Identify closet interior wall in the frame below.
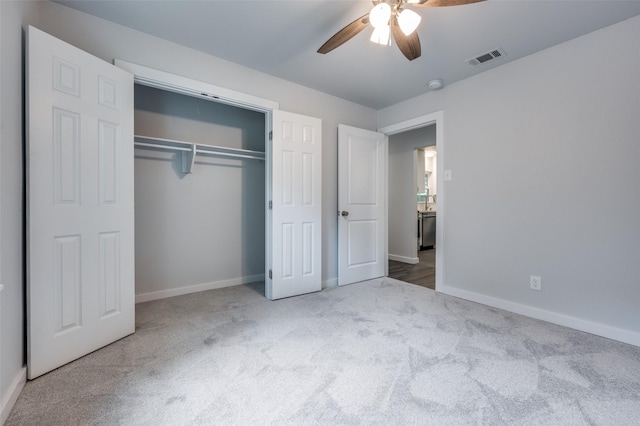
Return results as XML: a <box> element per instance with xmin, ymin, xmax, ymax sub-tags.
<box><xmin>133</xmin><ymin>84</ymin><xmax>266</xmax><ymax>300</ymax></box>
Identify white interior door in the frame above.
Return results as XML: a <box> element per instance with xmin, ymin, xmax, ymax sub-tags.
<box><xmin>27</xmin><ymin>26</ymin><xmax>134</xmax><ymax>379</ymax></box>
<box><xmin>338</xmin><ymin>124</ymin><xmax>387</xmax><ymax>286</ymax></box>
<box><xmin>268</xmin><ymin>110</ymin><xmax>322</xmax><ymax>300</ymax></box>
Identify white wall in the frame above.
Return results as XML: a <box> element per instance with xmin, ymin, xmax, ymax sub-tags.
<box><xmin>425</xmin><ymin>154</ymin><xmax>437</xmax><ymax>198</ymax></box>
<box><xmin>379</xmin><ymin>15</ymin><xmax>640</xmax><ymax>345</ymax></box>
<box><xmin>0</xmin><ymin>0</ymin><xmax>377</xmax><ymax>417</ymax></box>
<box><xmin>388</xmin><ymin>125</ymin><xmax>436</xmax><ymax>263</ymax></box>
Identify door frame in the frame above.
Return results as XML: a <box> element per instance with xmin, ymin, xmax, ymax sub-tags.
<box><xmin>113</xmin><ymin>60</ymin><xmax>279</xmax><ymax>297</ymax></box>
<box><xmin>378</xmin><ymin>111</ymin><xmax>444</xmax><ymax>291</ymax></box>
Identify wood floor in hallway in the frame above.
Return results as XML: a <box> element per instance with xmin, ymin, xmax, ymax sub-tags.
<box><xmin>388</xmin><ymin>248</ymin><xmax>435</xmax><ymax>290</ymax></box>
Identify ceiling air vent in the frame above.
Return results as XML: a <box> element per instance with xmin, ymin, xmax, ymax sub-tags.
<box><xmin>465</xmin><ymin>47</ymin><xmax>507</xmax><ymax>66</ymax></box>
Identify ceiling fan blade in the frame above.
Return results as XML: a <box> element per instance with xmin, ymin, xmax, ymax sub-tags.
<box><xmin>391</xmin><ymin>18</ymin><xmax>421</xmax><ymax>61</ymax></box>
<box><xmin>414</xmin><ymin>0</ymin><xmax>485</xmax><ymax>7</ymax></box>
<box><xmin>317</xmin><ymin>13</ymin><xmax>370</xmax><ymax>54</ymax></box>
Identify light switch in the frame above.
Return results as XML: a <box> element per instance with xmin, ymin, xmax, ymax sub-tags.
<box><xmin>444</xmin><ymin>169</ymin><xmax>452</xmax><ymax>181</ymax></box>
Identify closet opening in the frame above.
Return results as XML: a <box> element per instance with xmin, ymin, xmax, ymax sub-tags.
<box><xmin>132</xmin><ymin>83</ymin><xmax>268</xmax><ymax>302</ymax></box>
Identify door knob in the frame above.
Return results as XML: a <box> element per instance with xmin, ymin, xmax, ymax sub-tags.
<box><xmin>341</xmin><ymin>211</ymin><xmax>349</xmax><ymax>217</ymax></box>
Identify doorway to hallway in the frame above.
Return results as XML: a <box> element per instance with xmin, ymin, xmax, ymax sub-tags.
<box><xmin>379</xmin><ymin>111</ymin><xmax>443</xmax><ymax>291</ymax></box>
<box><xmin>388</xmin><ymin>249</ymin><xmax>435</xmax><ymax>289</ymax></box>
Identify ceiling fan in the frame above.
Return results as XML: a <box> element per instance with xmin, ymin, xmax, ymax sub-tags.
<box><xmin>317</xmin><ymin>0</ymin><xmax>485</xmax><ymax>61</ymax></box>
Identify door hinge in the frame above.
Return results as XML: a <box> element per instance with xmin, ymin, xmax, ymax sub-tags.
<box><xmin>268</xmin><ymin>269</ymin><xmax>272</xmax><ymax>279</ymax></box>
<box><xmin>269</xmin><ymin>131</ymin><xmax>273</xmax><ymax>141</ymax></box>
<box><xmin>268</xmin><ymin>200</ymin><xmax>272</xmax><ymax>210</ymax></box>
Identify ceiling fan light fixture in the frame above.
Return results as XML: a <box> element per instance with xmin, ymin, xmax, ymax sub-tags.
<box><xmin>398</xmin><ymin>9</ymin><xmax>422</xmax><ymax>36</ymax></box>
<box><xmin>370</xmin><ymin>25</ymin><xmax>391</xmax><ymax>46</ymax></box>
<box><xmin>369</xmin><ymin>3</ymin><xmax>392</xmax><ymax>28</ymax></box>
<box><xmin>317</xmin><ymin>0</ymin><xmax>486</xmax><ymax>60</ymax></box>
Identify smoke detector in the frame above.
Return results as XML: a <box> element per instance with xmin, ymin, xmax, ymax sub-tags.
<box><xmin>428</xmin><ymin>79</ymin><xmax>443</xmax><ymax>90</ymax></box>
<box><xmin>466</xmin><ymin>47</ymin><xmax>507</xmax><ymax>66</ymax></box>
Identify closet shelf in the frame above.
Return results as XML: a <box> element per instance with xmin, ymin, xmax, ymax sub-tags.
<box><xmin>134</xmin><ymin>135</ymin><xmax>265</xmax><ymax>174</ymax></box>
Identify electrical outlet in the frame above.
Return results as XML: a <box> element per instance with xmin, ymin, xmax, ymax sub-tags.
<box><xmin>530</xmin><ymin>275</ymin><xmax>542</xmax><ymax>291</ymax></box>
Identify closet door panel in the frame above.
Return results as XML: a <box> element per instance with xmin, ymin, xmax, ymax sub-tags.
<box><xmin>269</xmin><ymin>111</ymin><xmax>322</xmax><ymax>300</ymax></box>
<box><xmin>27</xmin><ymin>26</ymin><xmax>135</xmax><ymax>379</ymax></box>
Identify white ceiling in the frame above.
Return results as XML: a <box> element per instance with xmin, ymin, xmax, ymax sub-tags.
<box><xmin>54</xmin><ymin>0</ymin><xmax>640</xmax><ymax>110</ymax></box>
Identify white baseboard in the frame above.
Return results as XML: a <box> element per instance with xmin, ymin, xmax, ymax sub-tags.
<box><xmin>1</xmin><ymin>367</ymin><xmax>26</xmax><ymax>424</ymax></box>
<box><xmin>388</xmin><ymin>254</ymin><xmax>419</xmax><ymax>264</ymax></box>
<box><xmin>438</xmin><ymin>284</ymin><xmax>640</xmax><ymax>347</ymax></box>
<box><xmin>135</xmin><ymin>274</ymin><xmax>264</xmax><ymax>304</ymax></box>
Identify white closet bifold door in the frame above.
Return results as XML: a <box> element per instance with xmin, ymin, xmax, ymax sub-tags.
<box><xmin>269</xmin><ymin>110</ymin><xmax>322</xmax><ymax>300</ymax></box>
<box><xmin>26</xmin><ymin>26</ymin><xmax>135</xmax><ymax>379</ymax></box>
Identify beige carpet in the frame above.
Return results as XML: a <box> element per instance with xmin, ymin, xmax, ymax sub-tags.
<box><xmin>7</xmin><ymin>278</ymin><xmax>640</xmax><ymax>425</ymax></box>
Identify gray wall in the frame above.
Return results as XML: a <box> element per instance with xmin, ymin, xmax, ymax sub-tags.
<box><xmin>388</xmin><ymin>126</ymin><xmax>436</xmax><ymax>261</ymax></box>
<box><xmin>0</xmin><ymin>0</ymin><xmax>377</xmax><ymax>416</ymax></box>
<box><xmin>1</xmin><ymin>1</ymin><xmax>39</xmax><ymax>419</ymax></box>
<box><xmin>0</xmin><ymin>0</ymin><xmax>3</xmax><ymax>409</ymax></box>
<box><xmin>379</xmin><ymin>15</ymin><xmax>640</xmax><ymax>343</ymax></box>
<box><xmin>133</xmin><ymin>85</ymin><xmax>267</xmax><ymax>297</ymax></box>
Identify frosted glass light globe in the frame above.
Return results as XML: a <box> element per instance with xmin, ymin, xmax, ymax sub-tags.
<box><xmin>370</xmin><ymin>25</ymin><xmax>391</xmax><ymax>45</ymax></box>
<box><xmin>398</xmin><ymin>9</ymin><xmax>422</xmax><ymax>36</ymax></box>
<box><xmin>370</xmin><ymin>3</ymin><xmax>392</xmax><ymax>28</ymax></box>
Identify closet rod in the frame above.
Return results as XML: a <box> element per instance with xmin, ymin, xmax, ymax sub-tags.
<box><xmin>133</xmin><ymin>135</ymin><xmax>265</xmax><ymax>161</ymax></box>
<box><xmin>134</xmin><ymin>141</ymin><xmax>191</xmax><ymax>152</ymax></box>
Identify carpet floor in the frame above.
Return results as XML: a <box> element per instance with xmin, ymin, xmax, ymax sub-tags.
<box><xmin>6</xmin><ymin>278</ymin><xmax>640</xmax><ymax>425</ymax></box>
